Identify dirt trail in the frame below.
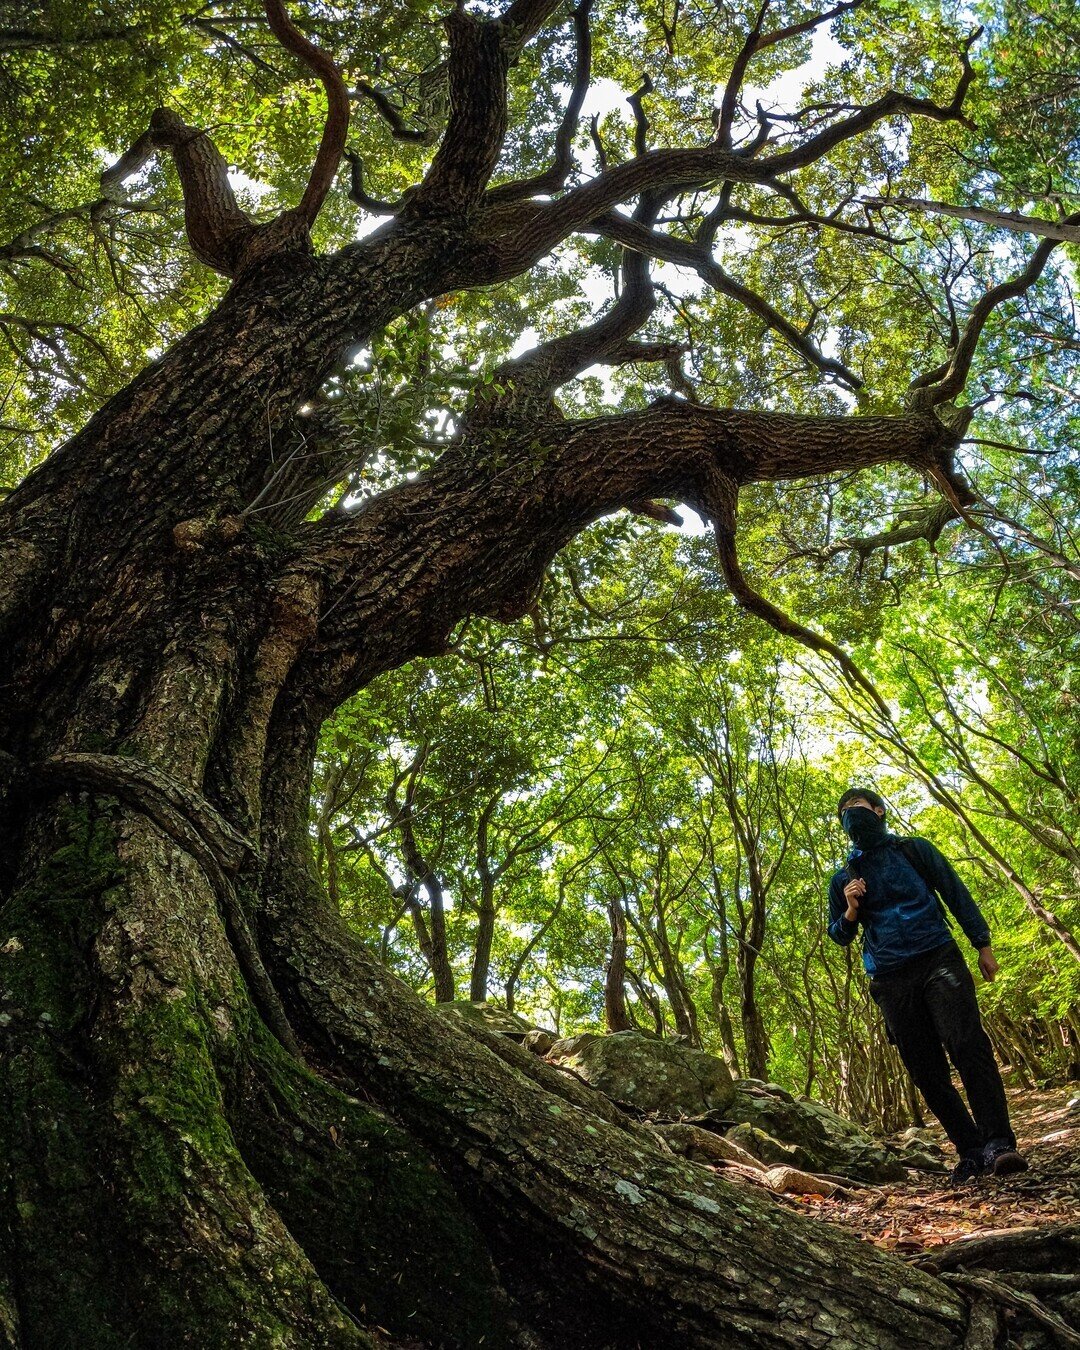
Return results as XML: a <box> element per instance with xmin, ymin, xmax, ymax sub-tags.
<box><xmin>785</xmin><ymin>1086</ymin><xmax>1080</xmax><ymax>1255</ymax></box>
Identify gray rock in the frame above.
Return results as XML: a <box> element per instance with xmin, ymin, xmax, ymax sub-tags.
<box><xmin>723</xmin><ymin>1090</ymin><xmax>907</xmax><ymax>1182</ymax></box>
<box><xmin>523</xmin><ymin>1028</ymin><xmax>557</xmax><ymax>1055</ymax></box>
<box><xmin>545</xmin><ymin>1030</ymin><xmax>736</xmax><ymax>1117</ymax></box>
<box><xmin>733</xmin><ymin>1078</ymin><xmax>796</xmax><ymax>1104</ymax></box>
<box><xmin>726</xmin><ymin>1123</ymin><xmax>811</xmax><ymax>1170</ymax></box>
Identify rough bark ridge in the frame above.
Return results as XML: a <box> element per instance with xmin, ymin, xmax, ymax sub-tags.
<box><xmin>0</xmin><ymin>3</ymin><xmax>1048</xmax><ymax>1346</ymax></box>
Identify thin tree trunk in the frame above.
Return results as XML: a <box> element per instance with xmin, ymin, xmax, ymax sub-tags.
<box><xmin>605</xmin><ymin>897</ymin><xmax>633</xmax><ymax>1032</ymax></box>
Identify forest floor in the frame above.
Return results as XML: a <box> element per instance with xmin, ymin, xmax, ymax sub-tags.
<box><xmin>785</xmin><ymin>1084</ymin><xmax>1080</xmax><ymax>1256</ymax></box>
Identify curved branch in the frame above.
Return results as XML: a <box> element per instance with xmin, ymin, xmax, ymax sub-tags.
<box><xmin>491</xmin><ymin>43</ymin><xmax>976</xmax><ymax>276</ymax></box>
<box><xmin>778</xmin><ymin>499</ymin><xmax>958</xmax><ymax>569</ymax></box>
<box><xmin>263</xmin><ymin>0</ymin><xmax>351</xmax><ymax>228</ymax></box>
<box><xmin>910</xmin><ymin>236</ymin><xmax>1061</xmax><ymax>404</ymax></box>
<box><xmin>717</xmin><ymin>2</ymin><xmax>770</xmax><ymax>149</ymax></box>
<box><xmin>407</xmin><ymin>11</ymin><xmax>512</xmax><ymax>214</ymax></box>
<box><xmin>470</xmin><ymin>195</ymin><xmax>665</xmax><ymax>420</ymax></box>
<box><xmin>343</xmin><ymin>150</ymin><xmax>399</xmax><ymax>216</ymax></box>
<box><xmin>697</xmin><ymin>469</ymin><xmax>892</xmax><ymax>717</ymax></box>
<box><xmin>354</xmin><ymin>79</ymin><xmax>432</xmax><ymax>144</ymax></box>
<box><xmin>591</xmin><ymin>211</ymin><xmax>862</xmax><ymax>390</ymax></box>
<box><xmin>293</xmin><ymin>401</ymin><xmax>957</xmax><ymax>696</ymax></box>
<box><xmin>864</xmin><ymin>195</ymin><xmax>1080</xmax><ymax>244</ymax></box>
<box><xmin>486</xmin><ymin>0</ymin><xmax>594</xmax><ymax>205</ymax></box>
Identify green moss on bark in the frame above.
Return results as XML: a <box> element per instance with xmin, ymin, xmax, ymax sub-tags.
<box><xmin>1</xmin><ymin>803</ymin><xmax>367</xmax><ymax>1347</ymax></box>
<box><xmin>0</xmin><ymin>800</ymin><xmax>133</xmax><ymax>1343</ymax></box>
<box><xmin>233</xmin><ymin>1024</ymin><xmax>514</xmax><ymax>1349</ymax></box>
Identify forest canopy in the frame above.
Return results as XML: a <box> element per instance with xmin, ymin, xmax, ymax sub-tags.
<box><xmin>1</xmin><ymin>0</ymin><xmax>1078</xmax><ymax>1345</ymax></box>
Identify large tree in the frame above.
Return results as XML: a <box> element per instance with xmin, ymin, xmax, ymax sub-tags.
<box><xmin>1</xmin><ymin>0</ymin><xmax>1075</xmax><ymax>1344</ymax></box>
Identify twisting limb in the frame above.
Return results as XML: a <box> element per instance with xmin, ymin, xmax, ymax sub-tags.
<box><xmin>910</xmin><ymin>235</ymin><xmax>1069</xmax><ymax>405</ymax></box>
<box><xmin>628</xmin><ymin>74</ymin><xmax>654</xmax><ymax>158</ymax></box>
<box><xmin>717</xmin><ymin>1</ymin><xmax>865</xmax><ymax>150</ymax></box>
<box><xmin>491</xmin><ymin>35</ymin><xmax>978</xmax><ymax>277</ymax></box>
<box><xmin>468</xmin><ymin>193</ymin><xmax>668</xmax><ymax>425</ymax></box>
<box><xmin>754</xmin><ymin>0</ymin><xmax>862</xmax><ymax>54</ymax></box>
<box><xmin>776</xmin><ymin>499</ymin><xmax>959</xmax><ymax>570</ymax></box>
<box><xmin>91</xmin><ymin>3</ymin><xmax>350</xmax><ymax>276</ymax></box>
<box><xmin>486</xmin><ymin>0</ymin><xmax>594</xmax><ymax>204</ymax></box>
<box><xmin>717</xmin><ymin>1</ymin><xmax>770</xmax><ymax>149</ymax></box>
<box><xmin>343</xmin><ymin>151</ymin><xmax>399</xmax><ymax>216</ymax></box>
<box><xmin>354</xmin><ymin>79</ymin><xmax>432</xmax><ymax>144</ymax></box>
<box><xmin>406</xmin><ymin>10</ymin><xmax>513</xmax><ymax>214</ymax></box>
<box><xmin>144</xmin><ymin>109</ymin><xmax>257</xmax><ymax>274</ymax></box>
<box><xmin>590</xmin><ymin>210</ymin><xmax>863</xmax><ymax>390</ymax></box>
<box><xmin>696</xmin><ymin>467</ymin><xmax>893</xmax><ymax>718</ymax></box>
<box><xmin>263</xmin><ymin>0</ymin><xmax>350</xmax><ymax>229</ymax></box>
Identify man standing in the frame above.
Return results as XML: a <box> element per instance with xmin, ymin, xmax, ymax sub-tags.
<box><xmin>828</xmin><ymin>788</ymin><xmax>1026</xmax><ymax>1183</ymax></box>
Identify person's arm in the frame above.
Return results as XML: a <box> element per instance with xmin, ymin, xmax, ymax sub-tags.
<box><xmin>909</xmin><ymin>837</ymin><xmax>996</xmax><ymax>976</ymax></box>
<box><xmin>827</xmin><ymin>873</ymin><xmax>859</xmax><ymax>947</ymax></box>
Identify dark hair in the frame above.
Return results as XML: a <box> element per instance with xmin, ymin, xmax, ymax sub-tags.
<box><xmin>837</xmin><ymin>787</ymin><xmax>886</xmax><ymax>820</ymax></box>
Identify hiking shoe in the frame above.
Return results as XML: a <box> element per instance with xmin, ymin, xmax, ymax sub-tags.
<box><xmin>949</xmin><ymin>1152</ymin><xmax>985</xmax><ymax>1185</ymax></box>
<box><xmin>983</xmin><ymin>1139</ymin><xmax>1028</xmax><ymax>1176</ymax></box>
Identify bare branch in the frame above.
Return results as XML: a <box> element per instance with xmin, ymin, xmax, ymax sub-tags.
<box><xmin>263</xmin><ymin>0</ymin><xmax>351</xmax><ymax>229</ymax></box>
<box><xmin>755</xmin><ymin>1</ymin><xmax>862</xmax><ymax>54</ymax></box>
<box><xmin>778</xmin><ymin>499</ymin><xmax>958</xmax><ymax>570</ymax></box>
<box><xmin>354</xmin><ymin>80</ymin><xmax>432</xmax><ymax>144</ymax></box>
<box><xmin>628</xmin><ymin>74</ymin><xmax>654</xmax><ymax>158</ymax></box>
<box><xmin>697</xmin><ymin>468</ymin><xmax>892</xmax><ymax>716</ymax></box>
<box><xmin>344</xmin><ymin>151</ymin><xmax>399</xmax><ymax>216</ymax></box>
<box><xmin>590</xmin><ymin>211</ymin><xmax>862</xmax><ymax>390</ymax></box>
<box><xmin>470</xmin><ymin>195</ymin><xmax>667</xmax><ymax>421</ymax></box>
<box><xmin>864</xmin><ymin>195</ymin><xmax>1080</xmax><ymax>244</ymax></box>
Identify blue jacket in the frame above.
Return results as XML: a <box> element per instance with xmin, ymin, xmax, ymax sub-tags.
<box><xmin>827</xmin><ymin>835</ymin><xmax>991</xmax><ymax>975</ymax></box>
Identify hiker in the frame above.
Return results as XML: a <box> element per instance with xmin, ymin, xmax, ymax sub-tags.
<box><xmin>827</xmin><ymin>788</ymin><xmax>1026</xmax><ymax>1183</ymax></box>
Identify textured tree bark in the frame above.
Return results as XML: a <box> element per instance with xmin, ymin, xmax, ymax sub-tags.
<box><xmin>605</xmin><ymin>898</ymin><xmax>633</xmax><ymax>1033</ymax></box>
<box><xmin>0</xmin><ymin>123</ymin><xmax>977</xmax><ymax>1345</ymax></box>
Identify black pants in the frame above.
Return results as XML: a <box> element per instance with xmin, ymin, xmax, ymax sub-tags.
<box><xmin>869</xmin><ymin>941</ymin><xmax>1015</xmax><ymax>1155</ymax></box>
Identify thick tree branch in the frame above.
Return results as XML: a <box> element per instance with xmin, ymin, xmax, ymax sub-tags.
<box><xmin>717</xmin><ymin>2</ymin><xmax>770</xmax><ymax>149</ymax></box>
<box><xmin>288</xmin><ymin>401</ymin><xmax>959</xmax><ymax>701</ymax></box>
<box><xmin>101</xmin><ymin>109</ymin><xmax>257</xmax><ymax>275</ymax></box>
<box><xmin>407</xmin><ymin>11</ymin><xmax>513</xmax><ymax>214</ymax></box>
<box><xmin>490</xmin><ymin>45</ymin><xmax>976</xmax><ymax>275</ymax></box>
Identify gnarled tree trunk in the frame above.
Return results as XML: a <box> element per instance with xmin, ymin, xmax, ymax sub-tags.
<box><xmin>0</xmin><ymin>2</ymin><xmax>992</xmax><ymax>1341</ymax></box>
<box><xmin>0</xmin><ymin>266</ymin><xmax>971</xmax><ymax>1344</ymax></box>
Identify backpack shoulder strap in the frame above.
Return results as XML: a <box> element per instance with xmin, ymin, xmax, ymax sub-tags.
<box><xmin>894</xmin><ymin>837</ymin><xmax>953</xmax><ymax>926</ymax></box>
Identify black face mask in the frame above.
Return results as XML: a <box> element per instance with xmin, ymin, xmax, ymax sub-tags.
<box><xmin>841</xmin><ymin>806</ymin><xmax>887</xmax><ymax>849</ymax></box>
